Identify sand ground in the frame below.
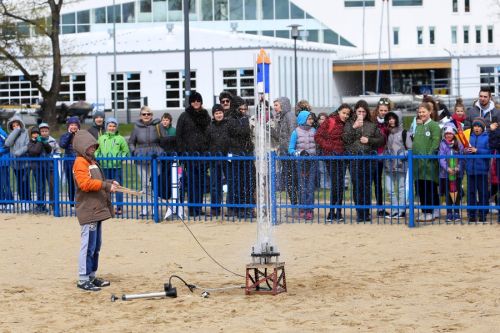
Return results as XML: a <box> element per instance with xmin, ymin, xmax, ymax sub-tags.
<box><xmin>1</xmin><ymin>214</ymin><xmax>500</xmax><ymax>333</ymax></box>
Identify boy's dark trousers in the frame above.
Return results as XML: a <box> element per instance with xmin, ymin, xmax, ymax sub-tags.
<box><xmin>467</xmin><ymin>174</ymin><xmax>489</xmax><ymax>220</ymax></box>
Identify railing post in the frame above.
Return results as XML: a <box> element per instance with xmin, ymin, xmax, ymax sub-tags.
<box><xmin>53</xmin><ymin>155</ymin><xmax>60</xmax><ymax>217</ymax></box>
<box><xmin>407</xmin><ymin>149</ymin><xmax>415</xmax><ymax>228</ymax></box>
<box><xmin>270</xmin><ymin>151</ymin><xmax>277</xmax><ymax>225</ymax></box>
<box><xmin>152</xmin><ymin>156</ymin><xmax>160</xmax><ymax>223</ymax></box>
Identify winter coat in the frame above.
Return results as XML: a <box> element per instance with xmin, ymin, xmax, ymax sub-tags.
<box><xmin>343</xmin><ymin>118</ymin><xmax>384</xmax><ymax>155</ymax></box>
<box><xmin>438</xmin><ymin>140</ymin><xmax>465</xmax><ymax>179</ymax></box>
<box><xmin>128</xmin><ymin>118</ymin><xmax>163</xmax><ymax>156</ymax></box>
<box><xmin>72</xmin><ymin>130</ymin><xmax>114</xmax><ymax>225</ymax></box>
<box><xmin>488</xmin><ymin>127</ymin><xmax>500</xmax><ymax>152</ymax></box>
<box><xmin>207</xmin><ymin>118</ymin><xmax>230</xmax><ymax>155</ymax></box>
<box><xmin>0</xmin><ymin>126</ymin><xmax>9</xmax><ymax>167</ymax></box>
<box><xmin>176</xmin><ymin>106</ymin><xmax>211</xmax><ymax>154</ymax></box>
<box><xmin>271</xmin><ymin>97</ymin><xmax>296</xmax><ymax>155</ymax></box>
<box><xmin>4</xmin><ymin>116</ymin><xmax>29</xmax><ymax>158</ymax></box>
<box><xmin>157</xmin><ymin>124</ymin><xmax>177</xmax><ymax>153</ymax></box>
<box><xmin>314</xmin><ymin>113</ymin><xmax>346</xmax><ymax>155</ymax></box>
<box><xmin>59</xmin><ymin>131</ymin><xmax>77</xmax><ymax>156</ymax></box>
<box><xmin>374</xmin><ymin>118</ymin><xmax>389</xmax><ymax>155</ymax></box>
<box><xmin>465</xmin><ymin>131</ymin><xmax>491</xmax><ymax>175</ymax></box>
<box><xmin>412</xmin><ymin>119</ymin><xmax>441</xmax><ymax>182</ymax></box>
<box><xmin>46</xmin><ymin>136</ymin><xmax>61</xmax><ymax>155</ymax></box>
<box><xmin>88</xmin><ymin>124</ymin><xmax>106</xmax><ymax>140</ymax></box>
<box><xmin>96</xmin><ymin>131</ymin><xmax>130</xmax><ymax>169</ymax></box>
<box><xmin>465</xmin><ymin>100</ymin><xmax>500</xmax><ymax>130</ymax></box>
<box><xmin>227</xmin><ymin>113</ymin><xmax>253</xmax><ymax>155</ymax></box>
<box><xmin>383</xmin><ymin>126</ymin><xmax>411</xmax><ymax>173</ymax></box>
<box><xmin>289</xmin><ymin>111</ymin><xmax>316</xmax><ymax>155</ymax></box>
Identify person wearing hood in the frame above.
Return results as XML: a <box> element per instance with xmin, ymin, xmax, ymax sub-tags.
<box><xmin>72</xmin><ymin>130</ymin><xmax>119</xmax><ymax>291</ymax></box>
<box><xmin>289</xmin><ymin>110</ymin><xmax>317</xmax><ymax>220</ymax></box>
<box><xmin>465</xmin><ymin>117</ymin><xmax>491</xmax><ymax>222</ymax></box>
<box><xmin>465</xmin><ymin>87</ymin><xmax>500</xmax><ymax>130</ymax></box>
<box><xmin>59</xmin><ymin>116</ymin><xmax>81</xmax><ymax>206</ymax></box>
<box><xmin>438</xmin><ymin>125</ymin><xmax>465</xmax><ymax>222</ymax></box>
<box><xmin>27</xmin><ymin>126</ymin><xmax>52</xmax><ymax>213</ymax></box>
<box><xmin>176</xmin><ymin>92</ymin><xmax>211</xmax><ymax>217</ymax></box>
<box><xmin>315</xmin><ymin>104</ymin><xmax>352</xmax><ymax>222</ymax></box>
<box><xmin>343</xmin><ymin>100</ymin><xmax>384</xmax><ymax>222</ymax></box>
<box><xmin>88</xmin><ymin>111</ymin><xmax>106</xmax><ymax>139</ymax></box>
<box><xmin>271</xmin><ymin>96</ymin><xmax>298</xmax><ymax>214</ymax></box>
<box><xmin>5</xmin><ymin>116</ymin><xmax>31</xmax><ymax>210</ymax></box>
<box><xmin>96</xmin><ymin>117</ymin><xmax>130</xmax><ymax>215</ymax></box>
<box><xmin>226</xmin><ymin>96</ymin><xmax>256</xmax><ymax>219</ymax></box>
<box><xmin>0</xmin><ymin>123</ymin><xmax>14</xmax><ymax>211</ymax></box>
<box><xmin>128</xmin><ymin>106</ymin><xmax>163</xmax><ymax>216</ymax></box>
<box><xmin>207</xmin><ymin>104</ymin><xmax>229</xmax><ymax>217</ymax></box>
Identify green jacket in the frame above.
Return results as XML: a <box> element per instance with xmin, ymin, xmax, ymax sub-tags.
<box><xmin>412</xmin><ymin>119</ymin><xmax>440</xmax><ymax>182</ymax></box>
<box><xmin>96</xmin><ymin>132</ymin><xmax>130</xmax><ymax>169</ymax></box>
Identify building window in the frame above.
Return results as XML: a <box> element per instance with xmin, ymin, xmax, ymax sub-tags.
<box><xmin>417</xmin><ymin>27</ymin><xmax>423</xmax><ymax>45</ymax></box>
<box><xmin>262</xmin><ymin>0</ymin><xmax>273</xmax><ymax>19</ymax></box>
<box><xmin>61</xmin><ymin>13</ymin><xmax>76</xmax><ymax>34</ymax></box>
<box><xmin>463</xmin><ymin>26</ymin><xmax>469</xmax><ymax>44</ymax></box>
<box><xmin>344</xmin><ymin>1</ymin><xmax>375</xmax><ymax>7</ymax></box>
<box><xmin>452</xmin><ymin>0</ymin><xmax>458</xmax><ymax>12</ymax></box>
<box><xmin>93</xmin><ymin>7</ymin><xmax>106</xmax><ymax>23</ymax></box>
<box><xmin>122</xmin><ymin>2</ymin><xmax>135</xmax><ymax>23</ymax></box>
<box><xmin>59</xmin><ymin>74</ymin><xmax>86</xmax><ymax>102</ymax></box>
<box><xmin>324</xmin><ymin>30</ymin><xmax>339</xmax><ymax>45</ymax></box>
<box><xmin>290</xmin><ymin>2</ymin><xmax>304</xmax><ymax>18</ymax></box>
<box><xmin>275</xmin><ymin>30</ymin><xmax>289</xmax><ymax>39</ymax></box>
<box><xmin>392</xmin><ymin>0</ymin><xmax>422</xmax><ymax>5</ymax></box>
<box><xmin>307</xmin><ymin>30</ymin><xmax>319</xmax><ymax>42</ymax></box>
<box><xmin>0</xmin><ymin>75</ymin><xmax>40</xmax><ymax>105</ymax></box>
<box><xmin>201</xmin><ymin>0</ymin><xmax>213</xmax><ymax>20</ymax></box>
<box><xmin>229</xmin><ymin>0</ymin><xmax>243</xmax><ymax>20</ymax></box>
<box><xmin>111</xmin><ymin>73</ymin><xmax>141</xmax><ymax>110</ymax></box>
<box><xmin>464</xmin><ymin>0</ymin><xmax>470</xmax><ymax>12</ymax></box>
<box><xmin>245</xmin><ymin>0</ymin><xmax>257</xmax><ymax>20</ymax></box>
<box><xmin>275</xmin><ymin>0</ymin><xmax>290</xmax><ymax>19</ymax></box>
<box><xmin>451</xmin><ymin>26</ymin><xmax>457</xmax><ymax>44</ymax></box>
<box><xmin>222</xmin><ymin>69</ymin><xmax>254</xmax><ymax>106</ymax></box>
<box><xmin>214</xmin><ymin>0</ymin><xmax>229</xmax><ymax>21</ymax></box>
<box><xmin>479</xmin><ymin>66</ymin><xmax>497</xmax><ymax>95</ymax></box>
<box><xmin>475</xmin><ymin>26</ymin><xmax>481</xmax><ymax>43</ymax></box>
<box><xmin>165</xmin><ymin>71</ymin><xmax>196</xmax><ymax>108</ymax></box>
<box><xmin>429</xmin><ymin>27</ymin><xmax>435</xmax><ymax>45</ymax></box>
<box><xmin>488</xmin><ymin>26</ymin><xmax>494</xmax><ymax>43</ymax></box>
<box><xmin>77</xmin><ymin>10</ymin><xmax>90</xmax><ymax>33</ymax></box>
<box><xmin>393</xmin><ymin>27</ymin><xmax>399</xmax><ymax>45</ymax></box>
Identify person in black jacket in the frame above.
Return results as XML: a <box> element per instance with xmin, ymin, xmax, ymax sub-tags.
<box><xmin>207</xmin><ymin>104</ymin><xmax>230</xmax><ymax>216</ymax></box>
<box><xmin>226</xmin><ymin>96</ymin><xmax>256</xmax><ymax>218</ymax></box>
<box><xmin>176</xmin><ymin>92</ymin><xmax>211</xmax><ymax>217</ymax></box>
<box><xmin>27</xmin><ymin>126</ymin><xmax>52</xmax><ymax>213</ymax></box>
<box><xmin>88</xmin><ymin>111</ymin><xmax>106</xmax><ymax>139</ymax></box>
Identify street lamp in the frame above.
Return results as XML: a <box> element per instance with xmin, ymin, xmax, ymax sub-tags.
<box><xmin>107</xmin><ymin>0</ymin><xmax>117</xmax><ymax>118</ymax></box>
<box><xmin>288</xmin><ymin>24</ymin><xmax>301</xmax><ymax>106</ymax></box>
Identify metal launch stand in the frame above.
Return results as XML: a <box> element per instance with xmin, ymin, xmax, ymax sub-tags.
<box><xmin>163</xmin><ymin>161</ymin><xmax>184</xmax><ymax>220</ymax></box>
<box><xmin>245</xmin><ymin>245</ymin><xmax>286</xmax><ymax>295</ymax></box>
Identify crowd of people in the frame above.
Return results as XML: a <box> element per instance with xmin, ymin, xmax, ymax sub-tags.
<box><xmin>1</xmin><ymin>87</ymin><xmax>500</xmax><ymax>223</ymax></box>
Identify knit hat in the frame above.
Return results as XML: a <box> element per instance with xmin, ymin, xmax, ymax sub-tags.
<box><xmin>105</xmin><ymin>117</ymin><xmax>119</xmax><ymax>128</ymax></box>
<box><xmin>384</xmin><ymin>111</ymin><xmax>400</xmax><ymax>127</ymax></box>
<box><xmin>29</xmin><ymin>126</ymin><xmax>40</xmax><ymax>136</ymax></box>
<box><xmin>212</xmin><ymin>104</ymin><xmax>224</xmax><ymax>116</ymax></box>
<box><xmin>38</xmin><ymin>122</ymin><xmax>50</xmax><ymax>129</ymax></box>
<box><xmin>189</xmin><ymin>91</ymin><xmax>203</xmax><ymax>104</ymax></box>
<box><xmin>66</xmin><ymin>116</ymin><xmax>81</xmax><ymax>129</ymax></box>
<box><xmin>472</xmin><ymin>117</ymin><xmax>486</xmax><ymax>130</ymax></box>
<box><xmin>93</xmin><ymin>111</ymin><xmax>105</xmax><ymax>119</ymax></box>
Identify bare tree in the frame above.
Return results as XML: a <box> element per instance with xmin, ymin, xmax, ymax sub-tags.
<box><xmin>0</xmin><ymin>0</ymin><xmax>63</xmax><ymax>127</ymax></box>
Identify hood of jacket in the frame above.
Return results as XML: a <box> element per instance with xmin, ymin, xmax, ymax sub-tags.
<box><xmin>134</xmin><ymin>118</ymin><xmax>160</xmax><ymax>127</ymax></box>
<box><xmin>297</xmin><ymin>110</ymin><xmax>310</xmax><ymax>126</ymax></box>
<box><xmin>7</xmin><ymin>115</ymin><xmax>25</xmax><ymax>131</ymax></box>
<box><xmin>276</xmin><ymin>97</ymin><xmax>292</xmax><ymax>117</ymax></box>
<box><xmin>73</xmin><ymin>130</ymin><xmax>98</xmax><ymax>161</ymax></box>
<box><xmin>475</xmin><ymin>99</ymin><xmax>495</xmax><ymax>115</ymax></box>
<box><xmin>228</xmin><ymin>96</ymin><xmax>246</xmax><ymax>119</ymax></box>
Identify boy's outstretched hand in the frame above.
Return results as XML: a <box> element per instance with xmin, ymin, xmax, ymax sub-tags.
<box><xmin>110</xmin><ymin>181</ymin><xmax>120</xmax><ymax>193</ymax></box>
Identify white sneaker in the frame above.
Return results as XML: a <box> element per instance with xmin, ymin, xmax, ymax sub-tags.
<box><xmin>140</xmin><ymin>208</ymin><xmax>148</xmax><ymax>216</ymax></box>
<box><xmin>20</xmin><ymin>203</ymin><xmax>30</xmax><ymax>213</ymax></box>
<box><xmin>164</xmin><ymin>207</ymin><xmax>173</xmax><ymax>220</ymax></box>
<box><xmin>433</xmin><ymin>209</ymin><xmax>440</xmax><ymax>219</ymax></box>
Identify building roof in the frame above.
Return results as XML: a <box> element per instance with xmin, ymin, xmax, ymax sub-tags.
<box><xmin>60</xmin><ymin>25</ymin><xmax>338</xmax><ymax>56</ymax></box>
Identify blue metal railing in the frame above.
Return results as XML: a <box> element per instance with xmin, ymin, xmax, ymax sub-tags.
<box><xmin>0</xmin><ymin>152</ymin><xmax>499</xmax><ymax>227</ymax></box>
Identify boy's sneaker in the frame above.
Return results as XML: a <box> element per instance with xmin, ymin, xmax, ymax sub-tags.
<box><xmin>453</xmin><ymin>213</ymin><xmax>461</xmax><ymax>222</ymax></box>
<box><xmin>386</xmin><ymin>212</ymin><xmax>398</xmax><ymax>219</ymax></box>
<box><xmin>91</xmin><ymin>277</ymin><xmax>110</xmax><ymax>287</ymax></box>
<box><xmin>77</xmin><ymin>280</ymin><xmax>101</xmax><ymax>292</ymax></box>
<box><xmin>326</xmin><ymin>211</ymin><xmax>334</xmax><ymax>222</ymax></box>
<box><xmin>377</xmin><ymin>210</ymin><xmax>390</xmax><ymax>217</ymax></box>
<box><xmin>445</xmin><ymin>213</ymin><xmax>454</xmax><ymax>222</ymax></box>
<box><xmin>336</xmin><ymin>213</ymin><xmax>344</xmax><ymax>222</ymax></box>
<box><xmin>397</xmin><ymin>212</ymin><xmax>406</xmax><ymax>219</ymax></box>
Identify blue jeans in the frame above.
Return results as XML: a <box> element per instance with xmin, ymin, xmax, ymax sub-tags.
<box><xmin>78</xmin><ymin>222</ymin><xmax>102</xmax><ymax>280</ymax></box>
<box><xmin>385</xmin><ymin>171</ymin><xmax>406</xmax><ymax>214</ymax></box>
<box><xmin>0</xmin><ymin>164</ymin><xmax>13</xmax><ymax>204</ymax></box>
<box><xmin>13</xmin><ymin>167</ymin><xmax>31</xmax><ymax>201</ymax></box>
<box><xmin>210</xmin><ymin>160</ymin><xmax>225</xmax><ymax>211</ymax></box>
<box><xmin>298</xmin><ymin>160</ymin><xmax>317</xmax><ymax>213</ymax></box>
<box><xmin>467</xmin><ymin>174</ymin><xmax>489</xmax><ymax>219</ymax></box>
<box><xmin>103</xmin><ymin>168</ymin><xmax>123</xmax><ymax>209</ymax></box>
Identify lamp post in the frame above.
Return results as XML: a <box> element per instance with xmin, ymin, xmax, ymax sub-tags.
<box><xmin>288</xmin><ymin>24</ymin><xmax>301</xmax><ymax>106</ymax></box>
<box><xmin>183</xmin><ymin>0</ymin><xmax>191</xmax><ymax>107</ymax></box>
<box><xmin>443</xmin><ymin>48</ymin><xmax>461</xmax><ymax>97</ymax></box>
<box><xmin>108</xmin><ymin>0</ymin><xmax>117</xmax><ymax>118</ymax></box>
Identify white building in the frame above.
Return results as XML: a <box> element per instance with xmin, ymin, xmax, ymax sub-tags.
<box><xmin>2</xmin><ymin>0</ymin><xmax>499</xmax><ymax>122</ymax></box>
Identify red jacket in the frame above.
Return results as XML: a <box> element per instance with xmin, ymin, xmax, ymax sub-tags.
<box><xmin>314</xmin><ymin>114</ymin><xmax>345</xmax><ymax>155</ymax></box>
<box><xmin>375</xmin><ymin>121</ymin><xmax>389</xmax><ymax>155</ymax></box>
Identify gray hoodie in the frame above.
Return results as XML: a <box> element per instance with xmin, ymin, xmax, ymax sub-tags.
<box><xmin>271</xmin><ymin>97</ymin><xmax>296</xmax><ymax>155</ymax></box>
<box><xmin>5</xmin><ymin>116</ymin><xmax>29</xmax><ymax>158</ymax></box>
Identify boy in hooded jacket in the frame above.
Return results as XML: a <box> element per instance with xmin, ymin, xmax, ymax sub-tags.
<box><xmin>73</xmin><ymin>130</ymin><xmax>119</xmax><ymax>291</ymax></box>
<box><xmin>27</xmin><ymin>126</ymin><xmax>52</xmax><ymax>213</ymax></box>
<box><xmin>289</xmin><ymin>110</ymin><xmax>317</xmax><ymax>220</ymax></box>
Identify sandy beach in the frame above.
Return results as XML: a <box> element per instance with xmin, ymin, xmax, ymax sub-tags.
<box><xmin>1</xmin><ymin>214</ymin><xmax>500</xmax><ymax>332</ymax></box>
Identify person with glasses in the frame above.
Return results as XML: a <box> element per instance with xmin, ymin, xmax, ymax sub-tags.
<box><xmin>219</xmin><ymin>91</ymin><xmax>233</xmax><ymax>115</ymax></box>
<box><xmin>343</xmin><ymin>100</ymin><xmax>384</xmax><ymax>222</ymax></box>
<box><xmin>176</xmin><ymin>92</ymin><xmax>211</xmax><ymax>217</ymax></box>
<box><xmin>226</xmin><ymin>96</ymin><xmax>256</xmax><ymax>219</ymax></box>
<box><xmin>128</xmin><ymin>106</ymin><xmax>163</xmax><ymax>216</ymax></box>
<box><xmin>370</xmin><ymin>98</ymin><xmax>391</xmax><ymax>218</ymax></box>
